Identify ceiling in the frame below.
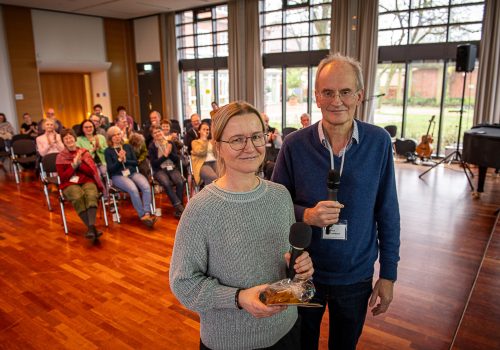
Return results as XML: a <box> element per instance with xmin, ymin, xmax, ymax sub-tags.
<box><xmin>0</xmin><ymin>0</ymin><xmax>223</xmax><ymax>19</ymax></box>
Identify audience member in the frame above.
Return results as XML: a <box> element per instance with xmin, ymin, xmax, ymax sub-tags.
<box><xmin>261</xmin><ymin>113</ymin><xmax>282</xmax><ymax>179</ymax></box>
<box><xmin>76</xmin><ymin>119</ymin><xmax>108</xmax><ymax>199</ymax></box>
<box><xmin>300</xmin><ymin>113</ymin><xmax>311</xmax><ymax>128</ymax></box>
<box><xmin>190</xmin><ymin>122</ymin><xmax>217</xmax><ymax>186</ymax></box>
<box><xmin>38</xmin><ymin>108</ymin><xmax>63</xmax><ymax>135</ymax></box>
<box><xmin>209</xmin><ymin>101</ymin><xmax>219</xmax><ymax>117</ymax></box>
<box><xmin>183</xmin><ymin>113</ymin><xmax>201</xmax><ymax>154</ymax></box>
<box><xmin>56</xmin><ymin>129</ymin><xmax>104</xmax><ymax>241</ymax></box>
<box><xmin>93</xmin><ymin>104</ymin><xmax>110</xmax><ymax>130</ymax></box>
<box><xmin>272</xmin><ymin>53</ymin><xmax>400</xmax><ymax>350</ymax></box>
<box><xmin>0</xmin><ymin>113</ymin><xmax>14</xmax><ymax>144</ymax></box>
<box><xmin>89</xmin><ymin>114</ymin><xmax>106</xmax><ymax>137</ymax></box>
<box><xmin>160</xmin><ymin>119</ymin><xmax>183</xmax><ymax>153</ymax></box>
<box><xmin>115</xmin><ymin>114</ymin><xmax>131</xmax><ymax>143</ymax></box>
<box><xmin>170</xmin><ymin>101</ymin><xmax>313</xmax><ymax>350</ymax></box>
<box><xmin>116</xmin><ymin>106</ymin><xmax>137</xmax><ymax>131</ymax></box>
<box><xmin>144</xmin><ymin>110</ymin><xmax>162</xmax><ymax>147</ymax></box>
<box><xmin>148</xmin><ymin>126</ymin><xmax>185</xmax><ymax>218</ymax></box>
<box><xmin>128</xmin><ymin>132</ymin><xmax>149</xmax><ymax>178</ymax></box>
<box><xmin>36</xmin><ymin>119</ymin><xmax>65</xmax><ymax>157</ymax></box>
<box><xmin>104</xmin><ymin>126</ymin><xmax>156</xmax><ymax>227</ymax></box>
<box><xmin>20</xmin><ymin>113</ymin><xmax>38</xmax><ymax>138</ymax></box>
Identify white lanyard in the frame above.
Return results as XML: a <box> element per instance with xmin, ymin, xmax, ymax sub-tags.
<box><xmin>323</xmin><ymin>129</ymin><xmax>351</xmax><ymax>176</ymax></box>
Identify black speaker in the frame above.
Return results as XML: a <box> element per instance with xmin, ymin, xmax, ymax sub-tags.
<box><xmin>456</xmin><ymin>44</ymin><xmax>477</xmax><ymax>72</ymax></box>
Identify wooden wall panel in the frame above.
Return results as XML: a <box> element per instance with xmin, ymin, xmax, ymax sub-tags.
<box><xmin>104</xmin><ymin>18</ymin><xmax>139</xmax><ymax>123</ymax></box>
<box><xmin>2</xmin><ymin>5</ymin><xmax>43</xmax><ymax>125</ymax></box>
<box><xmin>39</xmin><ymin>73</ymin><xmax>90</xmax><ymax>128</ymax></box>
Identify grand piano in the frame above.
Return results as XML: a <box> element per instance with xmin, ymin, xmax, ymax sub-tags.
<box><xmin>462</xmin><ymin>124</ymin><xmax>500</xmax><ymax>192</ymax></box>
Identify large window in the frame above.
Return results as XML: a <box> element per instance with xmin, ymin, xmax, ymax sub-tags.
<box><xmin>378</xmin><ymin>0</ymin><xmax>485</xmax><ymax>46</ymax></box>
<box><xmin>375</xmin><ymin>0</ymin><xmax>484</xmax><ymax>156</ymax></box>
<box><xmin>177</xmin><ymin>4</ymin><xmax>229</xmax><ymax>119</ymax></box>
<box><xmin>260</xmin><ymin>0</ymin><xmax>331</xmax><ymax>130</ymax></box>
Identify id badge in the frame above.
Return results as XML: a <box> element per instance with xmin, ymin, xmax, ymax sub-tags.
<box><xmin>166</xmin><ymin>165</ymin><xmax>174</xmax><ymax>171</ymax></box>
<box><xmin>322</xmin><ymin>220</ymin><xmax>348</xmax><ymax>240</ymax></box>
<box><xmin>121</xmin><ymin>168</ymin><xmax>131</xmax><ymax>177</ymax></box>
<box><xmin>69</xmin><ymin>175</ymin><xmax>79</xmax><ymax>183</ymax></box>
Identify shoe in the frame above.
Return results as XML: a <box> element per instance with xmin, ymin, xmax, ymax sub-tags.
<box><xmin>91</xmin><ymin>225</ymin><xmax>103</xmax><ymax>239</ymax></box>
<box><xmin>140</xmin><ymin>214</ymin><xmax>155</xmax><ymax>228</ymax></box>
<box><xmin>174</xmin><ymin>204</ymin><xmax>184</xmax><ymax>218</ymax></box>
<box><xmin>85</xmin><ymin>229</ymin><xmax>95</xmax><ymax>240</ymax></box>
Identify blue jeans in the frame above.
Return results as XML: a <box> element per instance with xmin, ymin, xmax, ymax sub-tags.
<box><xmin>111</xmin><ymin>172</ymin><xmax>152</xmax><ymax>218</ymax></box>
<box><xmin>299</xmin><ymin>279</ymin><xmax>372</xmax><ymax>350</ymax></box>
<box><xmin>154</xmin><ymin>168</ymin><xmax>184</xmax><ymax>207</ymax></box>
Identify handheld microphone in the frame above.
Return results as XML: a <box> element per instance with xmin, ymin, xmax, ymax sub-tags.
<box><xmin>287</xmin><ymin>222</ymin><xmax>312</xmax><ymax>280</ymax></box>
<box><xmin>325</xmin><ymin>170</ymin><xmax>341</xmax><ymax>233</ymax></box>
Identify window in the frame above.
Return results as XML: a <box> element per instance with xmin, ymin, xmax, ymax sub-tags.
<box><xmin>260</xmin><ymin>0</ymin><xmax>332</xmax><ymax>130</ymax></box>
<box><xmin>177</xmin><ymin>4</ymin><xmax>229</xmax><ymax>118</ymax></box>
<box><xmin>375</xmin><ymin>1</ymin><xmax>484</xmax><ymax>156</ymax></box>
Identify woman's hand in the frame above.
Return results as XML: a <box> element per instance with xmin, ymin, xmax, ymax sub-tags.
<box><xmin>73</xmin><ymin>149</ymin><xmax>84</xmax><ymax>167</ymax></box>
<box><xmin>284</xmin><ymin>251</ymin><xmax>314</xmax><ymax>280</ymax></box>
<box><xmin>118</xmin><ymin>149</ymin><xmax>127</xmax><ymax>162</ymax></box>
<box><xmin>238</xmin><ymin>285</ymin><xmax>287</xmax><ymax>318</ymax></box>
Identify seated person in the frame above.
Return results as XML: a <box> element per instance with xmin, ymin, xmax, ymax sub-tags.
<box><xmin>89</xmin><ymin>114</ymin><xmax>106</xmax><ymax>137</ymax></box>
<box><xmin>115</xmin><ymin>114</ymin><xmax>132</xmax><ymax>143</ymax></box>
<box><xmin>104</xmin><ymin>126</ymin><xmax>156</xmax><ymax>227</ymax></box>
<box><xmin>93</xmin><ymin>104</ymin><xmax>110</xmax><ymax>130</ymax></box>
<box><xmin>56</xmin><ymin>129</ymin><xmax>104</xmax><ymax>241</ymax></box>
<box><xmin>148</xmin><ymin>126</ymin><xmax>185</xmax><ymax>218</ymax></box>
<box><xmin>0</xmin><ymin>113</ymin><xmax>14</xmax><ymax>146</ymax></box>
<box><xmin>184</xmin><ymin>113</ymin><xmax>201</xmax><ymax>154</ymax></box>
<box><xmin>128</xmin><ymin>132</ymin><xmax>149</xmax><ymax>178</ymax></box>
<box><xmin>36</xmin><ymin>119</ymin><xmax>65</xmax><ymax>157</ymax></box>
<box><xmin>160</xmin><ymin>119</ymin><xmax>184</xmax><ymax>153</ymax></box>
<box><xmin>76</xmin><ymin>119</ymin><xmax>108</xmax><ymax>198</ymax></box>
<box><xmin>20</xmin><ymin>113</ymin><xmax>38</xmax><ymax>138</ymax></box>
<box><xmin>191</xmin><ymin>122</ymin><xmax>217</xmax><ymax>186</ymax></box>
<box><xmin>38</xmin><ymin>108</ymin><xmax>63</xmax><ymax>135</ymax></box>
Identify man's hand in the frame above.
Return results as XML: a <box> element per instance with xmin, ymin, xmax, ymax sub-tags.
<box><xmin>369</xmin><ymin>278</ymin><xmax>394</xmax><ymax>316</ymax></box>
<box><xmin>238</xmin><ymin>285</ymin><xmax>287</xmax><ymax>318</ymax></box>
<box><xmin>303</xmin><ymin>201</ymin><xmax>344</xmax><ymax>227</ymax></box>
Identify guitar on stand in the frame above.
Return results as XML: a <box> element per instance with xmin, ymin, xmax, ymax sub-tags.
<box><xmin>416</xmin><ymin>115</ymin><xmax>436</xmax><ymax>159</ymax></box>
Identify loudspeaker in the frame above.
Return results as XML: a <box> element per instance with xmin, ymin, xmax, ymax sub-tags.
<box><xmin>456</xmin><ymin>44</ymin><xmax>477</xmax><ymax>72</ymax></box>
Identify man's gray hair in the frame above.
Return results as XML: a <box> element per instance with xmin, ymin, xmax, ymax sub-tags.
<box><xmin>315</xmin><ymin>53</ymin><xmax>364</xmax><ymax>91</ymax></box>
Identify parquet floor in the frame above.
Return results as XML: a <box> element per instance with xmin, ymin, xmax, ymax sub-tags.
<box><xmin>0</xmin><ymin>159</ymin><xmax>498</xmax><ymax>350</ymax></box>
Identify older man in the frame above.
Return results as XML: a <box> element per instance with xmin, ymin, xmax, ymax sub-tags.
<box><xmin>272</xmin><ymin>53</ymin><xmax>400</xmax><ymax>350</ymax></box>
<box><xmin>183</xmin><ymin>113</ymin><xmax>201</xmax><ymax>154</ymax></box>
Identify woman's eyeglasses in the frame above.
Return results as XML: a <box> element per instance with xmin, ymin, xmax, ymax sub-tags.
<box><xmin>220</xmin><ymin>133</ymin><xmax>266</xmax><ymax>151</ymax></box>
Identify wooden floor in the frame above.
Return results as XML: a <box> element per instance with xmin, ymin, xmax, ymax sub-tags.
<box><xmin>0</xmin><ymin>160</ymin><xmax>498</xmax><ymax>349</ymax></box>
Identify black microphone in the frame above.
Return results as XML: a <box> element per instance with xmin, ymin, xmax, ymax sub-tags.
<box><xmin>287</xmin><ymin>222</ymin><xmax>312</xmax><ymax>280</ymax></box>
<box><xmin>325</xmin><ymin>170</ymin><xmax>341</xmax><ymax>233</ymax></box>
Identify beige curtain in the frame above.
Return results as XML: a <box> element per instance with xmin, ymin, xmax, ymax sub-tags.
<box><xmin>330</xmin><ymin>0</ymin><xmax>378</xmax><ymax>122</ymax></box>
<box><xmin>160</xmin><ymin>13</ymin><xmax>180</xmax><ymax>123</ymax></box>
<box><xmin>228</xmin><ymin>0</ymin><xmax>263</xmax><ymax>110</ymax></box>
<box><xmin>474</xmin><ymin>0</ymin><xmax>500</xmax><ymax>125</ymax></box>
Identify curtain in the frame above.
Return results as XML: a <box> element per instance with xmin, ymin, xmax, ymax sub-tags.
<box><xmin>228</xmin><ymin>0</ymin><xmax>263</xmax><ymax>110</ymax></box>
<box><xmin>474</xmin><ymin>0</ymin><xmax>500</xmax><ymax>125</ymax></box>
<box><xmin>330</xmin><ymin>0</ymin><xmax>378</xmax><ymax>122</ymax></box>
<box><xmin>160</xmin><ymin>13</ymin><xmax>180</xmax><ymax>123</ymax></box>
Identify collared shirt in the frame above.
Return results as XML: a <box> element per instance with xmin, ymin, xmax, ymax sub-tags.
<box><xmin>318</xmin><ymin>119</ymin><xmax>360</xmax><ymax>157</ymax></box>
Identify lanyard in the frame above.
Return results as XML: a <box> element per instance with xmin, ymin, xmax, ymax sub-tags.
<box><xmin>114</xmin><ymin>146</ymin><xmax>127</xmax><ymax>169</ymax></box>
<box><xmin>323</xmin><ymin>126</ymin><xmax>352</xmax><ymax>177</ymax></box>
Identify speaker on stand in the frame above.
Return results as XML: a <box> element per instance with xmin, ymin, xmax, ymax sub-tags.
<box><xmin>419</xmin><ymin>44</ymin><xmax>476</xmax><ymax>191</ymax></box>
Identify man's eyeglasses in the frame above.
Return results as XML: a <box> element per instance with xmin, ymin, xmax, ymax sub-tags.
<box><xmin>318</xmin><ymin>89</ymin><xmax>360</xmax><ymax>102</ymax></box>
<box><xmin>220</xmin><ymin>133</ymin><xmax>266</xmax><ymax>151</ymax></box>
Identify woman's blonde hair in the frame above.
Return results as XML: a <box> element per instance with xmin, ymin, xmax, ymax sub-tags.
<box><xmin>212</xmin><ymin>101</ymin><xmax>265</xmax><ymax>177</ymax></box>
<box><xmin>106</xmin><ymin>126</ymin><xmax>122</xmax><ymax>147</ymax></box>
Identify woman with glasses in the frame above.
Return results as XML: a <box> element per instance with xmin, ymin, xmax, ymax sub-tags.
<box><xmin>190</xmin><ymin>121</ymin><xmax>217</xmax><ymax>186</ymax></box>
<box><xmin>170</xmin><ymin>101</ymin><xmax>314</xmax><ymax>350</ymax></box>
<box><xmin>104</xmin><ymin>126</ymin><xmax>156</xmax><ymax>227</ymax></box>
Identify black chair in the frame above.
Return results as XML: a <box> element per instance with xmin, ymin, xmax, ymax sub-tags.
<box><xmin>72</xmin><ymin>124</ymin><xmax>81</xmax><ymax>136</ymax></box>
<box><xmin>11</xmin><ymin>133</ymin><xmax>33</xmax><ymax>143</ymax></box>
<box><xmin>40</xmin><ymin>153</ymin><xmax>109</xmax><ymax>234</ymax></box>
<box><xmin>10</xmin><ymin>138</ymin><xmax>37</xmax><ymax>184</ymax></box>
<box><xmin>384</xmin><ymin>125</ymin><xmax>397</xmax><ymax>138</ymax></box>
<box><xmin>282</xmin><ymin>127</ymin><xmax>297</xmax><ymax>139</ymax></box>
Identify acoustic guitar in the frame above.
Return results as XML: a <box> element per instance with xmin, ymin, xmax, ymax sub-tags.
<box><xmin>416</xmin><ymin>115</ymin><xmax>435</xmax><ymax>159</ymax></box>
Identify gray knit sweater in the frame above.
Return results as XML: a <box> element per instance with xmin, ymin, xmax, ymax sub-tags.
<box><xmin>169</xmin><ymin>179</ymin><xmax>297</xmax><ymax>349</ymax></box>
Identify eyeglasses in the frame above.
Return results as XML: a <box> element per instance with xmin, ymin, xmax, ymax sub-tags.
<box><xmin>220</xmin><ymin>132</ymin><xmax>266</xmax><ymax>151</ymax></box>
<box><xmin>319</xmin><ymin>89</ymin><xmax>360</xmax><ymax>102</ymax></box>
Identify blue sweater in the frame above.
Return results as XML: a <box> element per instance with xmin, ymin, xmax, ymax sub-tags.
<box><xmin>272</xmin><ymin>120</ymin><xmax>400</xmax><ymax>285</ymax></box>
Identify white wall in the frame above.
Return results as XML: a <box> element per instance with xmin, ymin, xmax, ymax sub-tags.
<box><xmin>31</xmin><ymin>9</ymin><xmax>111</xmax><ymax>115</ymax></box>
<box><xmin>0</xmin><ymin>6</ymin><xmax>17</xmax><ymax>131</ymax></box>
<box><xmin>134</xmin><ymin>16</ymin><xmax>161</xmax><ymax>63</ymax></box>
<box><xmin>90</xmin><ymin>71</ymin><xmax>112</xmax><ymax>119</ymax></box>
<box><xmin>32</xmin><ymin>10</ymin><xmax>106</xmax><ymax>65</ymax></box>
